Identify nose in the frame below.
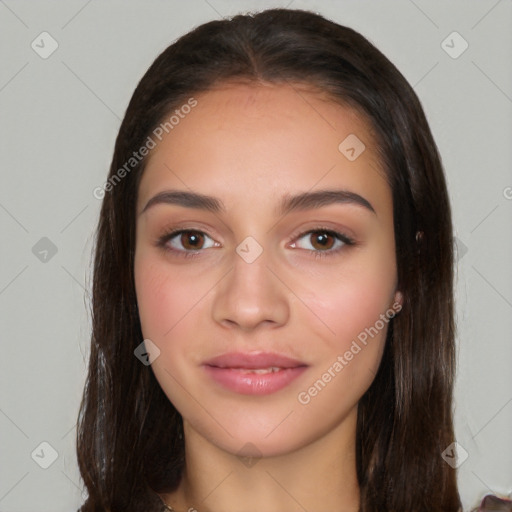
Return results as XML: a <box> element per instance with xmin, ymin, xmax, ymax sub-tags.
<box><xmin>211</xmin><ymin>245</ymin><xmax>290</xmax><ymax>332</ymax></box>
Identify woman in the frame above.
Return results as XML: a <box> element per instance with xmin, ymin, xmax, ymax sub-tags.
<box><xmin>76</xmin><ymin>8</ymin><xmax>508</xmax><ymax>511</ymax></box>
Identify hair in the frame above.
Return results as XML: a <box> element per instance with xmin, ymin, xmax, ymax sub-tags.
<box><xmin>77</xmin><ymin>8</ymin><xmax>462</xmax><ymax>512</ymax></box>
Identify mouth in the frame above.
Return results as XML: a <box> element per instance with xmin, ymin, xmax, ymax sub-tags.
<box><xmin>202</xmin><ymin>352</ymin><xmax>308</xmax><ymax>395</ymax></box>
<box><xmin>228</xmin><ymin>366</ymin><xmax>283</xmax><ymax>374</ymax></box>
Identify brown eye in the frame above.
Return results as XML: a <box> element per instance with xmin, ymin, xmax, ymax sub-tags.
<box><xmin>179</xmin><ymin>231</ymin><xmax>205</xmax><ymax>250</ymax></box>
<box><xmin>309</xmin><ymin>231</ymin><xmax>336</xmax><ymax>251</ymax></box>
<box><xmin>289</xmin><ymin>227</ymin><xmax>354</xmax><ymax>259</ymax></box>
<box><xmin>159</xmin><ymin>229</ymin><xmax>216</xmax><ymax>255</ymax></box>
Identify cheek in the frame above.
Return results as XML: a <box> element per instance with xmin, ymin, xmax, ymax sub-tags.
<box><xmin>134</xmin><ymin>254</ymin><xmax>206</xmax><ymax>340</ymax></box>
<box><xmin>293</xmin><ymin>272</ymin><xmax>395</xmax><ymax>419</ymax></box>
<box><xmin>302</xmin><ymin>257</ymin><xmax>396</xmax><ymax>357</ymax></box>
<box><xmin>134</xmin><ymin>256</ymin><xmax>208</xmax><ymax>407</ymax></box>
<box><xmin>135</xmin><ymin>261</ymin><xmax>170</xmax><ymax>338</ymax></box>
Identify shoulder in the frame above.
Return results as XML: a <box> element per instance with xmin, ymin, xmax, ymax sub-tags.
<box><xmin>476</xmin><ymin>494</ymin><xmax>512</xmax><ymax>511</ymax></box>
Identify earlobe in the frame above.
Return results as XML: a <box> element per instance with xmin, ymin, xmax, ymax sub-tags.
<box><xmin>393</xmin><ymin>290</ymin><xmax>403</xmax><ymax>308</ymax></box>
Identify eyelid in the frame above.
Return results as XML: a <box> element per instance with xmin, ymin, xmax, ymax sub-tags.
<box><xmin>286</xmin><ymin>224</ymin><xmax>355</xmax><ymax>246</ymax></box>
<box><xmin>157</xmin><ymin>228</ymin><xmax>218</xmax><ymax>256</ymax></box>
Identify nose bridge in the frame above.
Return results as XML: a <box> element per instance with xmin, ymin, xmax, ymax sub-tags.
<box><xmin>211</xmin><ymin>236</ymin><xmax>289</xmax><ymax>330</ymax></box>
<box><xmin>233</xmin><ymin>238</ymin><xmax>272</xmax><ymax>294</ymax></box>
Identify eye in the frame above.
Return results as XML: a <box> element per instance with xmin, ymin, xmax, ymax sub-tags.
<box><xmin>156</xmin><ymin>226</ymin><xmax>355</xmax><ymax>260</ymax></box>
<box><xmin>157</xmin><ymin>229</ymin><xmax>217</xmax><ymax>258</ymax></box>
<box><xmin>289</xmin><ymin>227</ymin><xmax>355</xmax><ymax>258</ymax></box>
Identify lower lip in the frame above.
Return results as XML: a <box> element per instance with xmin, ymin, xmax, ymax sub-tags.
<box><xmin>202</xmin><ymin>365</ymin><xmax>307</xmax><ymax>395</ymax></box>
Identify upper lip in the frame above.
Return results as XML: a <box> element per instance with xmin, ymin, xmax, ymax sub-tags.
<box><xmin>203</xmin><ymin>352</ymin><xmax>307</xmax><ymax>369</ymax></box>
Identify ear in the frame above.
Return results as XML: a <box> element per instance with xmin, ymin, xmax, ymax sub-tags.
<box><xmin>393</xmin><ymin>290</ymin><xmax>403</xmax><ymax>308</ymax></box>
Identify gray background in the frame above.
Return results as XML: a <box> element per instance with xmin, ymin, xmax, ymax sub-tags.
<box><xmin>0</xmin><ymin>1</ymin><xmax>511</xmax><ymax>511</ymax></box>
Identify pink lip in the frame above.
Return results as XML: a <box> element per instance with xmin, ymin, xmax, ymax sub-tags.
<box><xmin>202</xmin><ymin>352</ymin><xmax>308</xmax><ymax>395</ymax></box>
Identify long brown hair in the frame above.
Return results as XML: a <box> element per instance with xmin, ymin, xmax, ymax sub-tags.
<box><xmin>77</xmin><ymin>8</ymin><xmax>461</xmax><ymax>511</ymax></box>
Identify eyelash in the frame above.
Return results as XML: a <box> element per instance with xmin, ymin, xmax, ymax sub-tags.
<box><xmin>156</xmin><ymin>226</ymin><xmax>355</xmax><ymax>260</ymax></box>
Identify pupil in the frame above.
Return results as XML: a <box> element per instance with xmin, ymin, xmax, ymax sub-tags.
<box><xmin>314</xmin><ymin>232</ymin><xmax>332</xmax><ymax>249</ymax></box>
<box><xmin>185</xmin><ymin>232</ymin><xmax>201</xmax><ymax>248</ymax></box>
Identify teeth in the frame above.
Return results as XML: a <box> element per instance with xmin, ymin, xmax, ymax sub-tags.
<box><xmin>236</xmin><ymin>367</ymin><xmax>282</xmax><ymax>374</ymax></box>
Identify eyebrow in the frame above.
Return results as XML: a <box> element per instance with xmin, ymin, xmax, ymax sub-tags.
<box><xmin>139</xmin><ymin>188</ymin><xmax>376</xmax><ymax>217</ymax></box>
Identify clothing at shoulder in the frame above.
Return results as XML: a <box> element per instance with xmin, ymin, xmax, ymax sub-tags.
<box><xmin>477</xmin><ymin>494</ymin><xmax>512</xmax><ymax>511</ymax></box>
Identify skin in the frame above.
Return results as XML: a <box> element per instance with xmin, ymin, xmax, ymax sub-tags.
<box><xmin>134</xmin><ymin>82</ymin><xmax>402</xmax><ymax>512</ymax></box>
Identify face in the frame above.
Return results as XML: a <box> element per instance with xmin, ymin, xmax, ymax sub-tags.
<box><xmin>134</xmin><ymin>82</ymin><xmax>402</xmax><ymax>458</ymax></box>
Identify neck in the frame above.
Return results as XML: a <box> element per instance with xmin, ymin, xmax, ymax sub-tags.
<box><xmin>161</xmin><ymin>409</ymin><xmax>360</xmax><ymax>512</ymax></box>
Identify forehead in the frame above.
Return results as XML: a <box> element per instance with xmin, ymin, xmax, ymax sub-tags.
<box><xmin>167</xmin><ymin>81</ymin><xmax>379</xmax><ymax>151</ymax></box>
<box><xmin>137</xmin><ymin>82</ymin><xmax>389</xmax><ymax>216</ymax></box>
